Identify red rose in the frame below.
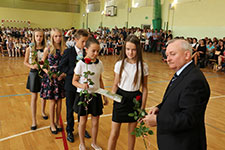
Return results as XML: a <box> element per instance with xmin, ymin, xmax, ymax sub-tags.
<box><xmin>84</xmin><ymin>58</ymin><xmax>92</xmax><ymax>64</ymax></box>
<box><xmin>136</xmin><ymin>95</ymin><xmax>141</xmax><ymax>101</ymax></box>
<box><xmin>39</xmin><ymin>60</ymin><xmax>44</xmax><ymax>65</ymax></box>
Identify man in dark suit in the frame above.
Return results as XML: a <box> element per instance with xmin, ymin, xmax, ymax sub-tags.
<box><xmin>59</xmin><ymin>29</ymin><xmax>90</xmax><ymax>143</ymax></box>
<box><xmin>143</xmin><ymin>39</ymin><xmax>210</xmax><ymax>150</ymax></box>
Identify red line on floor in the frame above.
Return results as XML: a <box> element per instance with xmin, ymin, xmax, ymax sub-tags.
<box><xmin>59</xmin><ymin>115</ymin><xmax>69</xmax><ymax>150</ymax></box>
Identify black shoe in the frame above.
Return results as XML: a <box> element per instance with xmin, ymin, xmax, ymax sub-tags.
<box><xmin>67</xmin><ymin>132</ymin><xmax>74</xmax><ymax>143</ymax></box>
<box><xmin>50</xmin><ymin>127</ymin><xmax>58</xmax><ymax>134</ymax></box>
<box><xmin>84</xmin><ymin>130</ymin><xmax>91</xmax><ymax>138</ymax></box>
<box><xmin>31</xmin><ymin>125</ymin><xmax>37</xmax><ymax>130</ymax></box>
<box><xmin>57</xmin><ymin>127</ymin><xmax>63</xmax><ymax>132</ymax></box>
<box><xmin>55</xmin><ymin>123</ymin><xmax>62</xmax><ymax>132</ymax></box>
<box><xmin>42</xmin><ymin>115</ymin><xmax>48</xmax><ymax>120</ymax></box>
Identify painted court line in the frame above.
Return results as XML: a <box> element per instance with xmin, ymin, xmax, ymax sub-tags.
<box><xmin>1</xmin><ymin>105</ymin><xmax>224</xmax><ymax>143</ymax></box>
<box><xmin>0</xmin><ymin>110</ymin><xmax>140</xmax><ymax>142</ymax></box>
<box><xmin>0</xmin><ymin>126</ymin><xmax>50</xmax><ymax>142</ymax></box>
<box><xmin>0</xmin><ymin>93</ymin><xmax>31</xmax><ymax>98</ymax></box>
<box><xmin>59</xmin><ymin>115</ymin><xmax>68</xmax><ymax>150</ymax></box>
<box><xmin>206</xmin><ymin>123</ymin><xmax>225</xmax><ymax>134</ymax></box>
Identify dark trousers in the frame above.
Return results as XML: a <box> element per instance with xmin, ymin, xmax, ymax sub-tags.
<box><xmin>65</xmin><ymin>90</ymin><xmax>77</xmax><ymax>133</ymax></box>
<box><xmin>151</xmin><ymin>40</ymin><xmax>158</xmax><ymax>53</ymax></box>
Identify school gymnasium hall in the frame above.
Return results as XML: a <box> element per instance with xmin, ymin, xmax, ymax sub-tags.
<box><xmin>0</xmin><ymin>0</ymin><xmax>225</xmax><ymax>150</ymax></box>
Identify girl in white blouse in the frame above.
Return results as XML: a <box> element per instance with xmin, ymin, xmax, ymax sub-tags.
<box><xmin>108</xmin><ymin>34</ymin><xmax>149</xmax><ymax>150</ymax></box>
<box><xmin>72</xmin><ymin>37</ymin><xmax>108</xmax><ymax>150</ymax></box>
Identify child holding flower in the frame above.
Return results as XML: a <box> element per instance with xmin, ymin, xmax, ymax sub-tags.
<box><xmin>40</xmin><ymin>28</ymin><xmax>66</xmax><ymax>134</ymax></box>
<box><xmin>108</xmin><ymin>34</ymin><xmax>149</xmax><ymax>150</ymax></box>
<box><xmin>72</xmin><ymin>37</ymin><xmax>108</xmax><ymax>150</ymax></box>
<box><xmin>24</xmin><ymin>29</ymin><xmax>48</xmax><ymax>130</ymax></box>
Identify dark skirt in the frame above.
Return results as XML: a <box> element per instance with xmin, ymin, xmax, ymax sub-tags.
<box><xmin>112</xmin><ymin>88</ymin><xmax>142</xmax><ymax>123</ymax></box>
<box><xmin>74</xmin><ymin>93</ymin><xmax>103</xmax><ymax>116</ymax></box>
<box><xmin>26</xmin><ymin>69</ymin><xmax>41</xmax><ymax>93</ymax></box>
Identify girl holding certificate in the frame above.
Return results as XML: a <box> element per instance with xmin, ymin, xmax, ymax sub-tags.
<box><xmin>108</xmin><ymin>34</ymin><xmax>149</xmax><ymax>150</ymax></box>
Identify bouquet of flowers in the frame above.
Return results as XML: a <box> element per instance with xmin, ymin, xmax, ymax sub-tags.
<box><xmin>128</xmin><ymin>95</ymin><xmax>153</xmax><ymax>150</ymax></box>
<box><xmin>78</xmin><ymin>58</ymin><xmax>97</xmax><ymax>114</ymax></box>
<box><xmin>30</xmin><ymin>43</ymin><xmax>61</xmax><ymax>80</ymax></box>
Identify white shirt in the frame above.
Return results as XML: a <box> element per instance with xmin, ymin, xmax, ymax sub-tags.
<box><xmin>75</xmin><ymin>45</ymin><xmax>83</xmax><ymax>56</ymax></box>
<box><xmin>100</xmin><ymin>43</ymin><xmax>104</xmax><ymax>49</ymax></box>
<box><xmin>192</xmin><ymin>43</ymin><xmax>198</xmax><ymax>48</ymax></box>
<box><xmin>114</xmin><ymin>59</ymin><xmax>149</xmax><ymax>91</ymax></box>
<box><xmin>74</xmin><ymin>59</ymin><xmax>104</xmax><ymax>93</ymax></box>
<box><xmin>176</xmin><ymin>60</ymin><xmax>193</xmax><ymax>76</ymax></box>
<box><xmin>66</xmin><ymin>40</ymin><xmax>74</xmax><ymax>48</ymax></box>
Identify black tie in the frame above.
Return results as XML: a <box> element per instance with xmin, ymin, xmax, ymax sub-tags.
<box><xmin>169</xmin><ymin>73</ymin><xmax>178</xmax><ymax>87</ymax></box>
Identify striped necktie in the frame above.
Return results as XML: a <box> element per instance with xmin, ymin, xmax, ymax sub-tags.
<box><xmin>169</xmin><ymin>73</ymin><xmax>178</xmax><ymax>87</ymax></box>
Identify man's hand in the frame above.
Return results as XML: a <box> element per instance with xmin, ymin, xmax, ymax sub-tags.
<box><xmin>143</xmin><ymin>114</ymin><xmax>157</xmax><ymax>127</ymax></box>
<box><xmin>148</xmin><ymin>106</ymin><xmax>159</xmax><ymax>115</ymax></box>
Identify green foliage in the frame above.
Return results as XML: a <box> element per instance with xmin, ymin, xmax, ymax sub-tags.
<box><xmin>92</xmin><ymin>93</ymin><xmax>97</xmax><ymax>97</ymax></box>
<box><xmin>78</xmin><ymin>101</ymin><xmax>84</xmax><ymax>105</ymax></box>
<box><xmin>78</xmin><ymin>63</ymin><xmax>96</xmax><ymax>115</ymax></box>
<box><xmin>31</xmin><ymin>49</ymin><xmax>62</xmax><ymax>81</ymax></box>
<box><xmin>128</xmin><ymin>96</ymin><xmax>153</xmax><ymax>150</ymax></box>
<box><xmin>128</xmin><ymin>113</ymin><xmax>134</xmax><ymax>117</ymax></box>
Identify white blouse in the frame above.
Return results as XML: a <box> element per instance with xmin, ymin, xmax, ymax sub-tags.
<box><xmin>74</xmin><ymin>59</ymin><xmax>104</xmax><ymax>93</ymax></box>
<box><xmin>114</xmin><ymin>59</ymin><xmax>149</xmax><ymax>91</ymax></box>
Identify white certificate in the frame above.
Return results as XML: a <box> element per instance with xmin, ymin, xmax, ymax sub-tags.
<box><xmin>95</xmin><ymin>88</ymin><xmax>122</xmax><ymax>103</ymax></box>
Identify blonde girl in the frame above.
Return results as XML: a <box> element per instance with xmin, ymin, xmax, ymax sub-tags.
<box><xmin>40</xmin><ymin>28</ymin><xmax>66</xmax><ymax>134</ymax></box>
<box><xmin>24</xmin><ymin>29</ymin><xmax>48</xmax><ymax>130</ymax></box>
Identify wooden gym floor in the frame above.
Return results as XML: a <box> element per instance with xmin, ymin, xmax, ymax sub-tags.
<box><xmin>0</xmin><ymin>52</ymin><xmax>224</xmax><ymax>150</ymax></box>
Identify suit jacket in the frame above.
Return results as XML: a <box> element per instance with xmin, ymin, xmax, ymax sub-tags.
<box><xmin>58</xmin><ymin>47</ymin><xmax>78</xmax><ymax>92</ymax></box>
<box><xmin>156</xmin><ymin>62</ymin><xmax>210</xmax><ymax>150</ymax></box>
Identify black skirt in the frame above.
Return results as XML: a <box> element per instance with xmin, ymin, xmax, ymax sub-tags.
<box><xmin>112</xmin><ymin>88</ymin><xmax>142</xmax><ymax>123</ymax></box>
<box><xmin>74</xmin><ymin>93</ymin><xmax>103</xmax><ymax>116</ymax></box>
<box><xmin>26</xmin><ymin>69</ymin><xmax>42</xmax><ymax>93</ymax></box>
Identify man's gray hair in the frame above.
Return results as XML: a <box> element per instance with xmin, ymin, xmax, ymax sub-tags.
<box><xmin>167</xmin><ymin>39</ymin><xmax>192</xmax><ymax>54</ymax></box>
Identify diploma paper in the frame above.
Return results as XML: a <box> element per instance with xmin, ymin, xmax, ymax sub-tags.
<box><xmin>95</xmin><ymin>88</ymin><xmax>122</xmax><ymax>103</ymax></box>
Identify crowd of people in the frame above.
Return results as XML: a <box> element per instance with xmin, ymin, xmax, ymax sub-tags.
<box><xmin>1</xmin><ymin>26</ymin><xmax>224</xmax><ymax>71</ymax></box>
<box><xmin>161</xmin><ymin>36</ymin><xmax>225</xmax><ymax>71</ymax></box>
<box><xmin>0</xmin><ymin>25</ymin><xmax>218</xmax><ymax>150</ymax></box>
